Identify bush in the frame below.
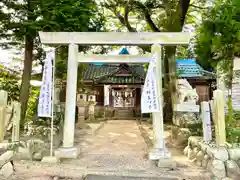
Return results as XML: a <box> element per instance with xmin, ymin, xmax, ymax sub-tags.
<box><xmin>0</xmin><ymin>65</ymin><xmax>20</xmax><ymax>102</ymax></box>
<box><xmin>25</xmin><ymin>86</ymin><xmax>40</xmax><ymax>122</ymax></box>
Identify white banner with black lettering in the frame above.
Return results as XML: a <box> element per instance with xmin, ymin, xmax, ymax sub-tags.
<box><xmin>141</xmin><ymin>53</ymin><xmax>160</xmax><ymax>113</ymax></box>
<box><xmin>104</xmin><ymin>85</ymin><xmax>110</xmax><ymax>106</ymax></box>
<box><xmin>37</xmin><ymin>50</ymin><xmax>54</xmax><ymax>117</ymax></box>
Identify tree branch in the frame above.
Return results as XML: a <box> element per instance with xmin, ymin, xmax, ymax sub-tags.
<box><xmin>190</xmin><ymin>4</ymin><xmax>208</xmax><ymax>10</ymax></box>
<box><xmin>104</xmin><ymin>1</ymin><xmax>136</xmax><ymax>32</ymax></box>
<box><xmin>130</xmin><ymin>0</ymin><xmax>161</xmax><ymax>32</ymax></box>
<box><xmin>143</xmin><ymin>10</ymin><xmax>160</xmax><ymax>32</ymax></box>
<box><xmin>180</xmin><ymin>0</ymin><xmax>191</xmax><ymax>27</ymax></box>
<box><xmin>124</xmin><ymin>2</ymin><xmax>137</xmax><ymax>32</ymax></box>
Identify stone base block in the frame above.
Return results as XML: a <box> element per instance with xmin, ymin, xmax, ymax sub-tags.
<box><xmin>77</xmin><ymin>116</ymin><xmax>85</xmax><ymax>129</ymax></box>
<box><xmin>41</xmin><ymin>156</ymin><xmax>60</xmax><ymax>163</ymax></box>
<box><xmin>149</xmin><ymin>148</ymin><xmax>171</xmax><ymax>160</ymax></box>
<box><xmin>54</xmin><ymin>147</ymin><xmax>80</xmax><ymax>159</ymax></box>
<box><xmin>158</xmin><ymin>157</ymin><xmax>177</xmax><ymax>169</ymax></box>
<box><xmin>148</xmin><ymin>148</ymin><xmax>176</xmax><ymax>168</ymax></box>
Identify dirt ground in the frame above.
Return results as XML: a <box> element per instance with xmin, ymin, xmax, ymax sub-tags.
<box><xmin>9</xmin><ymin>120</ymin><xmax>212</xmax><ymax>180</ymax></box>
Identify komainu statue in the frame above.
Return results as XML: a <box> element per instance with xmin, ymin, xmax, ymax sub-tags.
<box><xmin>176</xmin><ymin>79</ymin><xmax>199</xmax><ymax>104</ymax></box>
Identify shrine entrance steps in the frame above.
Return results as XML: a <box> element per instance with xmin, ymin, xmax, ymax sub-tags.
<box><xmin>113</xmin><ymin>108</ymin><xmax>136</xmax><ymax>120</ymax></box>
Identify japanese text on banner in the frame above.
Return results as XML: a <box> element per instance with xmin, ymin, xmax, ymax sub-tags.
<box><xmin>141</xmin><ymin>53</ymin><xmax>160</xmax><ymax>113</ymax></box>
<box><xmin>37</xmin><ymin>50</ymin><xmax>54</xmax><ymax>117</ymax></box>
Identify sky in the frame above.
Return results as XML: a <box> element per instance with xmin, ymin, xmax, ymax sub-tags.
<box><xmin>0</xmin><ymin>49</ymin><xmax>12</xmax><ymax>63</ymax></box>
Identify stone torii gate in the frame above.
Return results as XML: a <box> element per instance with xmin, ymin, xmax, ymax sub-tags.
<box><xmin>39</xmin><ymin>32</ymin><xmax>191</xmax><ymax>162</ymax></box>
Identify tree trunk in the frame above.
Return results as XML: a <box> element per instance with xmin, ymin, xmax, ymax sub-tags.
<box><xmin>162</xmin><ymin>0</ymin><xmax>190</xmax><ymax>123</ymax></box>
<box><xmin>19</xmin><ymin>35</ymin><xmax>34</xmax><ymax>126</ymax></box>
<box><xmin>163</xmin><ymin>46</ymin><xmax>177</xmax><ymax>122</ymax></box>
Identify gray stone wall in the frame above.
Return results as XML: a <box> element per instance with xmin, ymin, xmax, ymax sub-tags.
<box><xmin>183</xmin><ymin>136</ymin><xmax>240</xmax><ymax>180</ymax></box>
<box><xmin>0</xmin><ymin>151</ymin><xmax>14</xmax><ymax>178</ymax></box>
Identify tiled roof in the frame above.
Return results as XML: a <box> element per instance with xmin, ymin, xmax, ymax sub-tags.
<box><xmin>82</xmin><ymin>64</ymin><xmax>145</xmax><ymax>84</ymax></box>
<box><xmin>176</xmin><ymin>59</ymin><xmax>215</xmax><ymax>78</ymax></box>
<box><xmin>83</xmin><ymin>58</ymin><xmax>215</xmax><ymax>84</ymax></box>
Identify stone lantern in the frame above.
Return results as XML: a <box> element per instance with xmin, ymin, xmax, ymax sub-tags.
<box><xmin>76</xmin><ymin>90</ymin><xmax>88</xmax><ymax>128</ymax></box>
<box><xmin>88</xmin><ymin>94</ymin><xmax>97</xmax><ymax>121</ymax></box>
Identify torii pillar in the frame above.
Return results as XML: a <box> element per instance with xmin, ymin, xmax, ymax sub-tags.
<box><xmin>38</xmin><ymin>32</ymin><xmax>191</xmax><ymax>160</ymax></box>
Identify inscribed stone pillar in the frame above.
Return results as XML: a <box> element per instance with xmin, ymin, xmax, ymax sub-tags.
<box><xmin>12</xmin><ymin>102</ymin><xmax>21</xmax><ymax>142</ymax></box>
<box><xmin>0</xmin><ymin>90</ymin><xmax>8</xmax><ymax>142</ymax></box>
<box><xmin>213</xmin><ymin>90</ymin><xmax>226</xmax><ymax>147</ymax></box>
<box><xmin>0</xmin><ymin>107</ymin><xmax>7</xmax><ymax>142</ymax></box>
<box><xmin>201</xmin><ymin>101</ymin><xmax>212</xmax><ymax>143</ymax></box>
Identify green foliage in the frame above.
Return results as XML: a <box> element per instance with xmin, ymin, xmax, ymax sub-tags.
<box><xmin>0</xmin><ymin>65</ymin><xmax>20</xmax><ymax>102</ymax></box>
<box><xmin>226</xmin><ymin>109</ymin><xmax>240</xmax><ymax>143</ymax></box>
<box><xmin>1</xmin><ymin>0</ymin><xmax>105</xmax><ymax>125</ymax></box>
<box><xmin>195</xmin><ymin>0</ymin><xmax>240</xmax><ymax>143</ymax></box>
<box><xmin>25</xmin><ymin>86</ymin><xmax>40</xmax><ymax>122</ymax></box>
<box><xmin>38</xmin><ymin>0</ymin><xmax>104</xmax><ymax>32</ymax></box>
<box><xmin>195</xmin><ymin>0</ymin><xmax>240</xmax><ymax>71</ymax></box>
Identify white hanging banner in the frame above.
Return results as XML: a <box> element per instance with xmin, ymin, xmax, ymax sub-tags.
<box><xmin>104</xmin><ymin>85</ymin><xmax>110</xmax><ymax>106</ymax></box>
<box><xmin>141</xmin><ymin>53</ymin><xmax>160</xmax><ymax>113</ymax></box>
<box><xmin>37</xmin><ymin>50</ymin><xmax>54</xmax><ymax>117</ymax></box>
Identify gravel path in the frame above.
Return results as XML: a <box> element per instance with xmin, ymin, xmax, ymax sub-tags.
<box><xmin>9</xmin><ymin>120</ymin><xmax>212</xmax><ymax>180</ymax></box>
<box><xmin>63</xmin><ymin>120</ymin><xmax>149</xmax><ymax>169</ymax></box>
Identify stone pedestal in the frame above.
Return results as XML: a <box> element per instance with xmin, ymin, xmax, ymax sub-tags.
<box><xmin>76</xmin><ymin>104</ymin><xmax>86</xmax><ymax>128</ymax></box>
<box><xmin>149</xmin><ymin>148</ymin><xmax>176</xmax><ymax>168</ymax></box>
<box><xmin>76</xmin><ymin>93</ymin><xmax>87</xmax><ymax>128</ymax></box>
<box><xmin>88</xmin><ymin>102</ymin><xmax>96</xmax><ymax>121</ymax></box>
<box><xmin>76</xmin><ymin>115</ymin><xmax>85</xmax><ymax>129</ymax></box>
<box><xmin>149</xmin><ymin>148</ymin><xmax>171</xmax><ymax>160</ymax></box>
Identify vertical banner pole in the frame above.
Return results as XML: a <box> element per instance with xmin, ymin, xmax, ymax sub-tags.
<box><xmin>141</xmin><ymin>43</ymin><xmax>170</xmax><ymax>160</ymax></box>
<box><xmin>50</xmin><ymin>49</ymin><xmax>55</xmax><ymax>157</ymax></box>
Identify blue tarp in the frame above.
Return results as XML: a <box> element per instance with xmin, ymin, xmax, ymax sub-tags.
<box><xmin>176</xmin><ymin>59</ymin><xmax>196</xmax><ymax>64</ymax></box>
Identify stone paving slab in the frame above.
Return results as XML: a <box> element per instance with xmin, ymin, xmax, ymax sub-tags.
<box><xmin>85</xmin><ymin>174</ymin><xmax>178</xmax><ymax>180</ymax></box>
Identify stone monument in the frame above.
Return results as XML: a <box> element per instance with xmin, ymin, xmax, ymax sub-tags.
<box><xmin>88</xmin><ymin>94</ymin><xmax>96</xmax><ymax>121</ymax></box>
<box><xmin>173</xmin><ymin>79</ymin><xmax>200</xmax><ymax>127</ymax></box>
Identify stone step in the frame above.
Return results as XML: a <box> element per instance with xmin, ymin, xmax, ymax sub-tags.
<box><xmin>112</xmin><ymin>117</ymin><xmax>136</xmax><ymax>120</ymax></box>
<box><xmin>115</xmin><ymin>112</ymin><xmax>133</xmax><ymax>116</ymax></box>
<box><xmin>115</xmin><ymin>110</ymin><xmax>133</xmax><ymax>114</ymax></box>
<box><xmin>85</xmin><ymin>174</ymin><xmax>178</xmax><ymax>180</ymax></box>
<box><xmin>115</xmin><ymin>114</ymin><xmax>133</xmax><ymax>117</ymax></box>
